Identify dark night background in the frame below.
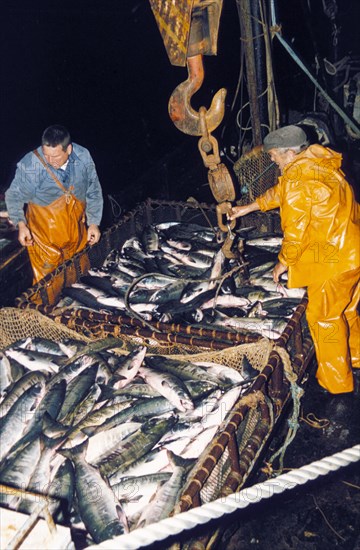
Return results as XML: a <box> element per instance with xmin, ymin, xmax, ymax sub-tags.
<box><xmin>1</xmin><ymin>0</ymin><xmax>359</xmax><ymax>219</ymax></box>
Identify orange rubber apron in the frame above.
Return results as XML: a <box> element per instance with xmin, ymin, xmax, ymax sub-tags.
<box><xmin>27</xmin><ymin>150</ymin><xmax>88</xmax><ymax>284</ymax></box>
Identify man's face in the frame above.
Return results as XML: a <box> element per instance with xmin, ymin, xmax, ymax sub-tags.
<box><xmin>42</xmin><ymin>144</ymin><xmax>72</xmax><ymax>169</ymax></box>
<box><xmin>268</xmin><ymin>148</ymin><xmax>295</xmax><ymax>173</ymax></box>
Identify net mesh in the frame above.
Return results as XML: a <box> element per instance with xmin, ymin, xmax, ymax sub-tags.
<box><xmin>0</xmin><ymin>307</ymin><xmax>278</xmax><ymax>550</ymax></box>
<box><xmin>167</xmin><ymin>340</ymin><xmax>272</xmax><ymax>373</ymax></box>
<box><xmin>199</xmin><ymin>405</ymin><xmax>262</xmax><ymax>504</ymax></box>
<box><xmin>233</xmin><ymin>145</ymin><xmax>279</xmax><ymax>204</ymax></box>
<box><xmin>0</xmin><ymin>308</ymin><xmax>272</xmax><ymax>374</ymax></box>
<box><xmin>0</xmin><ymin>307</ymin><xmax>91</xmax><ymax>349</ymax></box>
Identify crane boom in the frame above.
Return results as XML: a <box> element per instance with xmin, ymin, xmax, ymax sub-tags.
<box><xmin>148</xmin><ymin>0</ymin><xmax>223</xmax><ymax>66</ymax></box>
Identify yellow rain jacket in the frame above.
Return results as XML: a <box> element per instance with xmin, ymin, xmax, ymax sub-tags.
<box><xmin>256</xmin><ymin>144</ymin><xmax>360</xmax><ymax>394</ymax></box>
<box><xmin>256</xmin><ymin>144</ymin><xmax>359</xmax><ymax>288</ymax></box>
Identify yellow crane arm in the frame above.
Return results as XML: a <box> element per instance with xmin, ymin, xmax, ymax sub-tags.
<box><xmin>148</xmin><ymin>0</ymin><xmax>223</xmax><ymax>67</ymax></box>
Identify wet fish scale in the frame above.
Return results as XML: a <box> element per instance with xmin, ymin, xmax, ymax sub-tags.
<box><xmin>60</xmin><ymin>440</ymin><xmax>128</xmax><ymax>543</ymax></box>
<box><xmin>0</xmin><ymin>383</ymin><xmax>45</xmax><ymax>462</ymax></box>
<box><xmin>98</xmin><ymin>415</ymin><xmax>178</xmax><ymax>478</ymax></box>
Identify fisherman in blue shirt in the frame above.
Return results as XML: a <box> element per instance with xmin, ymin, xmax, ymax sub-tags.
<box><xmin>5</xmin><ymin>125</ymin><xmax>103</xmax><ymax>283</ymax></box>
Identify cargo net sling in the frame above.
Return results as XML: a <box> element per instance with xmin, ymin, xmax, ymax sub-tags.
<box><xmin>0</xmin><ymin>307</ymin><xmax>296</xmax><ymax>549</ymax></box>
<box><xmin>0</xmin><ymin>307</ymin><xmax>91</xmax><ymax>349</ymax></box>
<box><xmin>233</xmin><ymin>145</ymin><xmax>279</xmax><ymax>204</ymax></box>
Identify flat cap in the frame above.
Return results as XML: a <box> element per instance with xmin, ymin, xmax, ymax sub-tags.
<box><xmin>263</xmin><ymin>125</ymin><xmax>308</xmax><ymax>152</ymax></box>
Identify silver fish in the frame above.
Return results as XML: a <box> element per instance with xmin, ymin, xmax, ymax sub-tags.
<box><xmin>212</xmin><ymin>310</ymin><xmax>288</xmax><ymax>339</ymax></box>
<box><xmin>60</xmin><ymin>439</ymin><xmax>129</xmax><ymax>543</ymax></box>
<box><xmin>0</xmin><ymin>351</ymin><xmax>13</xmax><ymax>397</ymax></box>
<box><xmin>160</xmin><ymin>246</ymin><xmax>212</xmax><ymax>269</ymax></box>
<box><xmin>4</xmin><ymin>380</ymin><xmax>67</xmax><ymax>459</ymax></box>
<box><xmin>136</xmin><ymin>450</ymin><xmax>195</xmax><ymax>527</ymax></box>
<box><xmin>200</xmin><ymin>294</ymin><xmax>250</xmax><ymax>310</ymax></box>
<box><xmin>0</xmin><ymin>437</ymin><xmax>42</xmax><ymax>508</ymax></box>
<box><xmin>0</xmin><ymin>382</ymin><xmax>45</xmax><ymax>462</ymax></box>
<box><xmin>249</xmin><ymin>260</ymin><xmax>277</xmax><ymax>276</ymax></box>
<box><xmin>208</xmin><ymin>248</ymin><xmax>225</xmax><ymax>290</ymax></box>
<box><xmin>80</xmin><ymin>275</ymin><xmax>125</xmax><ymax>297</ymax></box>
<box><xmin>47</xmin><ymin>458</ymin><xmax>75</xmax><ymax>523</ymax></box>
<box><xmin>141</xmin><ymin>225</ymin><xmax>160</xmax><ymax>253</ymax></box>
<box><xmin>89</xmin><ymin>266</ymin><xmax>133</xmax><ymax>286</ymax></box>
<box><xmin>62</xmin><ymin>286</ymin><xmax>106</xmax><ymax>310</ymax></box>
<box><xmin>100</xmin><ymin>415</ymin><xmax>178</xmax><ymax>480</ymax></box>
<box><xmin>180</xmin><ymin>280</ymin><xmax>214</xmax><ymax>304</ymax></box>
<box><xmin>96</xmin><ymin>294</ymin><xmax>126</xmax><ymax>309</ymax></box>
<box><xmin>5</xmin><ymin>348</ymin><xmax>60</xmax><ymax>375</ymax></box>
<box><xmin>111</xmin><ymin>471</ymin><xmax>172</xmax><ymax>512</ymax></box>
<box><xmin>85</xmin><ymin>422</ymin><xmax>143</xmax><ymax>464</ymax></box>
<box><xmin>149</xmin><ymin>280</ymin><xmax>187</xmax><ymax>304</ymax></box>
<box><xmin>108</xmin><ymin>260</ymin><xmax>145</xmax><ymax>278</ymax></box>
<box><xmin>180</xmin><ymin>386</ymin><xmax>243</xmax><ymax>459</ymax></box>
<box><xmin>119</xmin><ymin>448</ymin><xmax>172</xmax><ymax>480</ymax></box>
<box><xmin>138</xmin><ymin>366</ymin><xmax>195</xmax><ymax>412</ymax></box>
<box><xmin>193</xmin><ymin>361</ymin><xmax>245</xmax><ymax>386</ymax></box>
<box><xmin>56</xmin><ymin>364</ymin><xmax>99</xmax><ymax>424</ymax></box>
<box><xmin>165</xmin><ymin>238</ymin><xmax>192</xmax><ymax>251</ymax></box>
<box><xmin>71</xmin><ymin>282</ymin><xmax>108</xmax><ymax>299</ymax></box>
<box><xmin>247</xmin><ymin>300</ymin><xmax>265</xmax><ymax>318</ymax></box>
<box><xmin>86</xmin><ymin>397</ymin><xmax>175</xmax><ymax>437</ymax></box>
<box><xmin>46</xmin><ymin>354</ymin><xmax>96</xmax><ymax>391</ymax></box>
<box><xmin>122</xmin><ymin>236</ymin><xmax>154</xmax><ymax>263</ymax></box>
<box><xmin>108</xmin><ymin>346</ymin><xmax>147</xmax><ymax>389</ymax></box>
<box><xmin>17</xmin><ymin>337</ymin><xmax>66</xmax><ymax>356</ymax></box>
<box><xmin>16</xmin><ymin>434</ymin><xmax>66</xmax><ymax>515</ymax></box>
<box><xmin>246</xmin><ymin>235</ymin><xmax>283</xmax><ymax>249</ymax></box>
<box><xmin>62</xmin><ymin>399</ymin><xmax>135</xmax><ymax>446</ymax></box>
<box><xmin>61</xmin><ymin>383</ymin><xmax>102</xmax><ymax>427</ymax></box>
<box><xmin>0</xmin><ymin>370</ymin><xmax>47</xmax><ymax>419</ymax></box>
<box><xmin>144</xmin><ymin>355</ymin><xmax>221</xmax><ymax>387</ymax></box>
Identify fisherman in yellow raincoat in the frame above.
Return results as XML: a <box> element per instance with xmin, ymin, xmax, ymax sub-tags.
<box><xmin>5</xmin><ymin>125</ymin><xmax>103</xmax><ymax>284</ymax></box>
<box><xmin>229</xmin><ymin>125</ymin><xmax>360</xmax><ymax>397</ymax></box>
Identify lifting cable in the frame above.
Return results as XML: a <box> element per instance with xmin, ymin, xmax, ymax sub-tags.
<box><xmin>88</xmin><ymin>443</ymin><xmax>360</xmax><ymax>550</ymax></box>
<box><xmin>269</xmin><ymin>0</ymin><xmax>360</xmax><ymax>138</ymax></box>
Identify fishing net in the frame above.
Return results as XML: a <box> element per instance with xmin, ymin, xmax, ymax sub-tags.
<box><xmin>0</xmin><ymin>307</ymin><xmax>91</xmax><ymax>349</ymax></box>
<box><xmin>166</xmin><ymin>338</ymin><xmax>273</xmax><ymax>373</ymax></box>
<box><xmin>0</xmin><ymin>307</ymin><xmax>298</xmax><ymax>550</ymax></box>
<box><xmin>198</xmin><ymin>398</ymin><xmax>267</xmax><ymax>505</ymax></box>
<box><xmin>233</xmin><ymin>145</ymin><xmax>279</xmax><ymax>204</ymax></box>
<box><xmin>0</xmin><ymin>307</ymin><xmax>273</xmax><ymax>375</ymax></box>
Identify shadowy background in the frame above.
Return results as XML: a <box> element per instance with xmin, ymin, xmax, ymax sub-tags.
<box><xmin>1</xmin><ymin>0</ymin><xmax>359</xmax><ymax>221</ymax></box>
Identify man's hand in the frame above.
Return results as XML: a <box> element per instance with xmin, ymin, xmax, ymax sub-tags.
<box><xmin>18</xmin><ymin>221</ymin><xmax>34</xmax><ymax>247</ymax></box>
<box><xmin>273</xmin><ymin>261</ymin><xmax>288</xmax><ymax>283</ymax></box>
<box><xmin>227</xmin><ymin>201</ymin><xmax>260</xmax><ymax>221</ymax></box>
<box><xmin>87</xmin><ymin>224</ymin><xmax>101</xmax><ymax>246</ymax></box>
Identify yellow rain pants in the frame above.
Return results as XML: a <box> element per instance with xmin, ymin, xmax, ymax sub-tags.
<box><xmin>306</xmin><ymin>267</ymin><xmax>360</xmax><ymax>394</ymax></box>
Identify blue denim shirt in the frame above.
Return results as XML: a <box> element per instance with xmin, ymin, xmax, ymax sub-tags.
<box><xmin>5</xmin><ymin>143</ymin><xmax>103</xmax><ymax>226</ymax></box>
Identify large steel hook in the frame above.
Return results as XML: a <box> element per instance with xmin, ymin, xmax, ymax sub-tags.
<box><xmin>168</xmin><ymin>54</ymin><xmax>227</xmax><ymax>136</ymax></box>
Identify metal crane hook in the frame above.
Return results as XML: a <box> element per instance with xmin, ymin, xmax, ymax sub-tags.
<box><xmin>168</xmin><ymin>54</ymin><xmax>227</xmax><ymax>136</ymax></box>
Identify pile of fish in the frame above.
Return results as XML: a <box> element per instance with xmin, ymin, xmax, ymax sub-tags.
<box><xmin>58</xmin><ymin>222</ymin><xmax>305</xmax><ymax>340</ymax></box>
<box><xmin>0</xmin><ymin>335</ymin><xmax>257</xmax><ymax>545</ymax></box>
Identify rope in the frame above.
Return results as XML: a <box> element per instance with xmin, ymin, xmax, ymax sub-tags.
<box><xmin>87</xmin><ymin>444</ymin><xmax>360</xmax><ymax>549</ymax></box>
<box><xmin>267</xmin><ymin>344</ymin><xmax>304</xmax><ymax>471</ymax></box>
<box><xmin>301</xmin><ymin>412</ymin><xmax>330</xmax><ymax>430</ymax></box>
<box><xmin>268</xmin><ymin>380</ymin><xmax>304</xmax><ymax>471</ymax></box>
